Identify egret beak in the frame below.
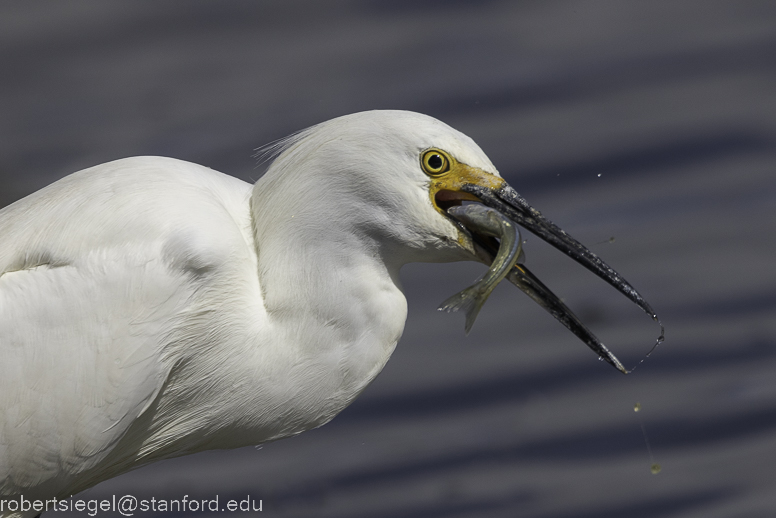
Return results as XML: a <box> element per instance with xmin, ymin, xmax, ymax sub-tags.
<box><xmin>462</xmin><ymin>183</ymin><xmax>657</xmax><ymax>317</ymax></box>
<box><xmin>457</xmin><ymin>183</ymin><xmax>659</xmax><ymax>374</ymax></box>
<box><xmin>465</xmin><ymin>230</ymin><xmax>630</xmax><ymax>374</ymax></box>
<box><xmin>428</xmin><ymin>156</ymin><xmax>659</xmax><ymax>373</ymax></box>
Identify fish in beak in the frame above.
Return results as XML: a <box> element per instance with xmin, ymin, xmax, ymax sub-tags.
<box><xmin>424</xmin><ymin>150</ymin><xmax>661</xmax><ymax>374</ymax></box>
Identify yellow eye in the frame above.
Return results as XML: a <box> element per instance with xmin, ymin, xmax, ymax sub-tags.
<box><xmin>421</xmin><ymin>149</ymin><xmax>450</xmax><ymax>176</ymax></box>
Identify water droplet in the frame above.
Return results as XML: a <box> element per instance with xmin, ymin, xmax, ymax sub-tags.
<box><xmin>598</xmin><ymin>356</ymin><xmax>604</xmax><ymax>361</ymax></box>
<box><xmin>254</xmin><ymin>445</ymin><xmax>263</xmax><ymax>450</ymax></box>
<box><xmin>597</xmin><ymin>173</ymin><xmax>602</xmax><ymax>177</ymax></box>
<box><xmin>635</xmin><ymin>406</ymin><xmax>660</xmax><ymax>475</ymax></box>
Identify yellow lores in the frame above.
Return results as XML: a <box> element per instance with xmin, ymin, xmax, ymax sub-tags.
<box><xmin>423</xmin><ymin>148</ymin><xmax>505</xmax><ymax>246</ymax></box>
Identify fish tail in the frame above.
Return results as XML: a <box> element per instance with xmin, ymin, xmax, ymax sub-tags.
<box><xmin>463</xmin><ymin>297</ymin><xmax>486</xmax><ymax>335</ymax></box>
<box><xmin>437</xmin><ymin>287</ymin><xmax>486</xmax><ymax>335</ymax></box>
<box><xmin>438</xmin><ymin>287</ymin><xmax>477</xmax><ymax>314</ymax></box>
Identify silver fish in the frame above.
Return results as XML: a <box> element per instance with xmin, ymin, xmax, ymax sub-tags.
<box><xmin>440</xmin><ymin>203</ymin><xmax>630</xmax><ymax>373</ymax></box>
<box><xmin>438</xmin><ymin>204</ymin><xmax>523</xmax><ymax>334</ymax></box>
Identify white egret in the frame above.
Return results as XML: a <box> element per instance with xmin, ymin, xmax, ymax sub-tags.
<box><xmin>0</xmin><ymin>111</ymin><xmax>656</xmax><ymax>515</ymax></box>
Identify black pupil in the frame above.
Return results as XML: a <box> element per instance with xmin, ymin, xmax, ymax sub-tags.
<box><xmin>428</xmin><ymin>154</ymin><xmax>443</xmax><ymax>170</ymax></box>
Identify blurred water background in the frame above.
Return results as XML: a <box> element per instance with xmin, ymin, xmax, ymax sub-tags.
<box><xmin>1</xmin><ymin>1</ymin><xmax>775</xmax><ymax>517</ymax></box>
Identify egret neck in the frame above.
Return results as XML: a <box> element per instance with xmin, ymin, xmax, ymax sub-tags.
<box><xmin>249</xmin><ymin>163</ymin><xmax>409</xmax><ymax>435</ymax></box>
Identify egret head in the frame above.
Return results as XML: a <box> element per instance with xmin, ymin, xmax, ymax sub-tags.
<box><xmin>255</xmin><ymin>110</ymin><xmax>501</xmax><ymax>263</ymax></box>
<box><xmin>256</xmin><ymin>110</ymin><xmax>658</xmax><ymax>372</ymax></box>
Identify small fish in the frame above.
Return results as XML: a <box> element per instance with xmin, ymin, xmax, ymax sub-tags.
<box><xmin>438</xmin><ymin>204</ymin><xmax>523</xmax><ymax>334</ymax></box>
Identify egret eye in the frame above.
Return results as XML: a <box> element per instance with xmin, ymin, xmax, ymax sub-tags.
<box><xmin>421</xmin><ymin>149</ymin><xmax>450</xmax><ymax>176</ymax></box>
<box><xmin>427</xmin><ymin>154</ymin><xmax>443</xmax><ymax>170</ymax></box>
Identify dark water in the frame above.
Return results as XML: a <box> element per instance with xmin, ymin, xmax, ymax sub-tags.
<box><xmin>2</xmin><ymin>1</ymin><xmax>775</xmax><ymax>517</ymax></box>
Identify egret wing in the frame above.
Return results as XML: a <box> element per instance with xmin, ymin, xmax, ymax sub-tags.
<box><xmin>0</xmin><ymin>246</ymin><xmax>192</xmax><ymax>496</ymax></box>
<box><xmin>0</xmin><ymin>157</ymin><xmax>256</xmax><ymax>498</ymax></box>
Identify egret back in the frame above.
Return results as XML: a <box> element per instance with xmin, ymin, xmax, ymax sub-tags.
<box><xmin>0</xmin><ymin>157</ymin><xmax>258</xmax><ymax>500</ymax></box>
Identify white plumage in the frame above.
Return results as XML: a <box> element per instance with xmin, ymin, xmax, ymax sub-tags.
<box><xmin>1</xmin><ymin>110</ymin><xmax>652</xmax><ymax>514</ymax></box>
<box><xmin>0</xmin><ymin>111</ymin><xmax>499</xmax><ymax>510</ymax></box>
